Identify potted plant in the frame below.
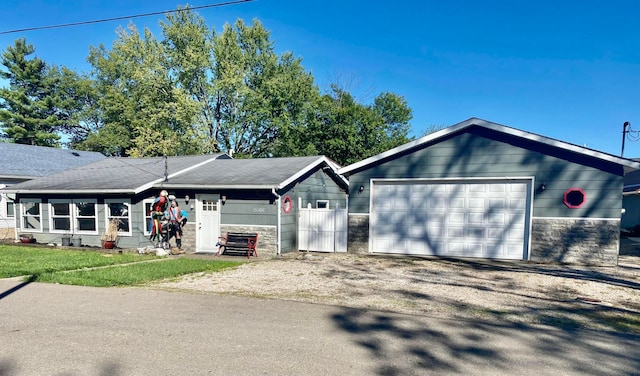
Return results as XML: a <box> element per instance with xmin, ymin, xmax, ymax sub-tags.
<box><xmin>19</xmin><ymin>234</ymin><xmax>36</xmax><ymax>244</ymax></box>
<box><xmin>101</xmin><ymin>218</ymin><xmax>121</xmax><ymax>249</ymax></box>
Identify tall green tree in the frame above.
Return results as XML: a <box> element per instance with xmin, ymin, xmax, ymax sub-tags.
<box><xmin>8</xmin><ymin>6</ymin><xmax>414</xmax><ymax>160</ymax></box>
<box><xmin>85</xmin><ymin>23</ymin><xmax>199</xmax><ymax>157</ymax></box>
<box><xmin>160</xmin><ymin>6</ymin><xmax>217</xmax><ymax>153</ymax></box>
<box><xmin>303</xmin><ymin>85</ymin><xmax>413</xmax><ymax>166</ymax></box>
<box><xmin>48</xmin><ymin>66</ymin><xmax>102</xmax><ymax>146</ymax></box>
<box><xmin>0</xmin><ymin>38</ymin><xmax>60</xmax><ymax>146</ymax></box>
<box><xmin>208</xmin><ymin>18</ymin><xmax>317</xmax><ymax>157</ymax></box>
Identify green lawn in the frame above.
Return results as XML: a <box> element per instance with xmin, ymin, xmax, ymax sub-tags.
<box><xmin>0</xmin><ymin>244</ymin><xmax>242</xmax><ymax>287</ymax></box>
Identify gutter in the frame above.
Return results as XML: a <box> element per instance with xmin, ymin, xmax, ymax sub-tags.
<box><xmin>272</xmin><ymin>188</ymin><xmax>281</xmax><ymax>256</ymax></box>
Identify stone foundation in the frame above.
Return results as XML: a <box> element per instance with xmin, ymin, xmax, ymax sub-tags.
<box><xmin>220</xmin><ymin>225</ymin><xmax>277</xmax><ymax>257</ymax></box>
<box><xmin>347</xmin><ymin>214</ymin><xmax>370</xmax><ymax>254</ymax></box>
<box><xmin>0</xmin><ymin>226</ymin><xmax>15</xmax><ymax>241</ymax></box>
<box><xmin>180</xmin><ymin>223</ymin><xmax>196</xmax><ymax>252</ymax></box>
<box><xmin>530</xmin><ymin>218</ymin><xmax>620</xmax><ymax>266</ymax></box>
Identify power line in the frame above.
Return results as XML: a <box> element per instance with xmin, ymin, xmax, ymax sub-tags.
<box><xmin>0</xmin><ymin>0</ymin><xmax>253</xmax><ymax>35</ymax></box>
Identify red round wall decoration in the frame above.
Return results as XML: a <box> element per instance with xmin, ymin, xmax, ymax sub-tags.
<box><xmin>282</xmin><ymin>195</ymin><xmax>292</xmax><ymax>213</ymax></box>
<box><xmin>563</xmin><ymin>188</ymin><xmax>586</xmax><ymax>209</ymax></box>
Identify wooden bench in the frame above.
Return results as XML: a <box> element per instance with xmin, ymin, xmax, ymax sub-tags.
<box><xmin>216</xmin><ymin>232</ymin><xmax>259</xmax><ymax>259</ymax></box>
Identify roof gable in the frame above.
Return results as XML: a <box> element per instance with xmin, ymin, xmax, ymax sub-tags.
<box><xmin>338</xmin><ymin>118</ymin><xmax>640</xmax><ymax>176</ymax></box>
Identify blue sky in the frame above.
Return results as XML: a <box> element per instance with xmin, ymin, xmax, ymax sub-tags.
<box><xmin>2</xmin><ymin>0</ymin><xmax>640</xmax><ymax>157</ymax></box>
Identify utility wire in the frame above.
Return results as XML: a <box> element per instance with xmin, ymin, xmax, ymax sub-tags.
<box><xmin>0</xmin><ymin>0</ymin><xmax>253</xmax><ymax>35</ymax></box>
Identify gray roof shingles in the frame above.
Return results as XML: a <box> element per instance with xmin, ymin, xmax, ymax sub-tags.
<box><xmin>0</xmin><ymin>143</ymin><xmax>106</xmax><ymax>178</ymax></box>
<box><xmin>8</xmin><ymin>155</ymin><xmax>329</xmax><ymax>192</ymax></box>
<box><xmin>171</xmin><ymin>156</ymin><xmax>324</xmax><ymax>187</ymax></box>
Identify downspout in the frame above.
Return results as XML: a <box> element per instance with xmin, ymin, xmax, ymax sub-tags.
<box><xmin>272</xmin><ymin>188</ymin><xmax>281</xmax><ymax>256</ymax></box>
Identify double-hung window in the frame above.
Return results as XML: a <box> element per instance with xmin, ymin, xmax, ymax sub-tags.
<box><xmin>50</xmin><ymin>200</ymin><xmax>72</xmax><ymax>233</ymax></box>
<box><xmin>105</xmin><ymin>199</ymin><xmax>131</xmax><ymax>236</ymax></box>
<box><xmin>19</xmin><ymin>199</ymin><xmax>42</xmax><ymax>232</ymax></box>
<box><xmin>142</xmin><ymin>198</ymin><xmax>155</xmax><ymax>236</ymax></box>
<box><xmin>2</xmin><ymin>193</ymin><xmax>15</xmax><ymax>224</ymax></box>
<box><xmin>75</xmin><ymin>200</ymin><xmax>98</xmax><ymax>233</ymax></box>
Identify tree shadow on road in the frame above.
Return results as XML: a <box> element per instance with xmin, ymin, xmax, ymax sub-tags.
<box><xmin>331</xmin><ymin>306</ymin><xmax>640</xmax><ymax>375</ymax></box>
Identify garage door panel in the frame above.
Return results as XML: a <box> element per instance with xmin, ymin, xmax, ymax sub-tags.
<box><xmin>409</xmin><ymin>224</ymin><xmax>425</xmax><ymax>237</ymax></box>
<box><xmin>487</xmin><ymin>228</ymin><xmax>505</xmax><ymax>240</ymax></box>
<box><xmin>427</xmin><ymin>225</ymin><xmax>445</xmax><ymax>238</ymax></box>
<box><xmin>429</xmin><ymin>198</ymin><xmax>446</xmax><ymax>210</ymax></box>
<box><xmin>447</xmin><ymin>226</ymin><xmax>464</xmax><ymax>238</ymax></box>
<box><xmin>468</xmin><ymin>212</ymin><xmax>484</xmax><ymax>224</ymax></box>
<box><xmin>372</xmin><ymin>180</ymin><xmax>530</xmax><ymax>260</ymax></box>
<box><xmin>447</xmin><ymin>212</ymin><xmax>465</xmax><ymax>223</ymax></box>
<box><xmin>447</xmin><ymin>241</ymin><xmax>465</xmax><ymax>255</ymax></box>
<box><xmin>448</xmin><ymin>198</ymin><xmax>465</xmax><ymax>209</ymax></box>
<box><xmin>488</xmin><ymin>198</ymin><xmax>506</xmax><ymax>209</ymax></box>
<box><xmin>468</xmin><ymin>199</ymin><xmax>485</xmax><ymax>209</ymax></box>
<box><xmin>509</xmin><ymin>198</ymin><xmax>526</xmax><ymax>210</ymax></box>
<box><xmin>466</xmin><ymin>227</ymin><xmax>485</xmax><ymax>239</ymax></box>
<box><xmin>487</xmin><ymin>213</ymin><xmax>506</xmax><ymax>224</ymax></box>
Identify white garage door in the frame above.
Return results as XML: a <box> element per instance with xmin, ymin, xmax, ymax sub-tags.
<box><xmin>371</xmin><ymin>180</ymin><xmax>530</xmax><ymax>260</ymax></box>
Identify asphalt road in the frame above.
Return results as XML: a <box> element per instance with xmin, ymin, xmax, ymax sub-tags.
<box><xmin>1</xmin><ymin>279</ymin><xmax>639</xmax><ymax>376</ymax></box>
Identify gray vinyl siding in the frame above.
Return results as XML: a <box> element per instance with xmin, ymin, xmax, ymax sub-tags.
<box><xmin>279</xmin><ymin>194</ymin><xmax>297</xmax><ymax>253</ymax></box>
<box><xmin>221</xmin><ymin>199</ymin><xmax>277</xmax><ymax>226</ymax></box>
<box><xmin>622</xmin><ymin>195</ymin><xmax>640</xmax><ymax>230</ymax></box>
<box><xmin>348</xmin><ymin>129</ymin><xmax>624</xmax><ymax>219</ymax></box>
<box><xmin>295</xmin><ymin>170</ymin><xmax>348</xmax><ymax>209</ymax></box>
<box><xmin>15</xmin><ymin>194</ymin><xmax>150</xmax><ymax>248</ymax></box>
<box><xmin>279</xmin><ymin>169</ymin><xmax>348</xmax><ymax>254</ymax></box>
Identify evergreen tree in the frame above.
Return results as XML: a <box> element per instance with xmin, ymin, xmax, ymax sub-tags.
<box><xmin>0</xmin><ymin>38</ymin><xmax>60</xmax><ymax>146</ymax></box>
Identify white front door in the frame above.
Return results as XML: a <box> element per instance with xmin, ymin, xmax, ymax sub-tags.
<box><xmin>196</xmin><ymin>194</ymin><xmax>220</xmax><ymax>253</ymax></box>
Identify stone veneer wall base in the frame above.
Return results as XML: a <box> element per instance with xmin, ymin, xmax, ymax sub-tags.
<box><xmin>219</xmin><ymin>225</ymin><xmax>277</xmax><ymax>257</ymax></box>
<box><xmin>530</xmin><ymin>218</ymin><xmax>619</xmax><ymax>266</ymax></box>
<box><xmin>347</xmin><ymin>215</ymin><xmax>370</xmax><ymax>254</ymax></box>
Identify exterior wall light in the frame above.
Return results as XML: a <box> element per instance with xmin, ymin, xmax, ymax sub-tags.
<box><xmin>221</xmin><ymin>195</ymin><xmax>227</xmax><ymax>205</ymax></box>
<box><xmin>358</xmin><ymin>185</ymin><xmax>364</xmax><ymax>193</ymax></box>
<box><xmin>184</xmin><ymin>195</ymin><xmax>190</xmax><ymax>205</ymax></box>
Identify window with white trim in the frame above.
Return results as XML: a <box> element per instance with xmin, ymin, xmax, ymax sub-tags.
<box><xmin>2</xmin><ymin>194</ymin><xmax>15</xmax><ymax>219</ymax></box>
<box><xmin>20</xmin><ymin>200</ymin><xmax>42</xmax><ymax>232</ymax></box>
<box><xmin>75</xmin><ymin>200</ymin><xmax>98</xmax><ymax>233</ymax></box>
<box><xmin>316</xmin><ymin>200</ymin><xmax>329</xmax><ymax>209</ymax></box>
<box><xmin>105</xmin><ymin>199</ymin><xmax>131</xmax><ymax>236</ymax></box>
<box><xmin>7</xmin><ymin>201</ymin><xmax>14</xmax><ymax>218</ymax></box>
<box><xmin>142</xmin><ymin>198</ymin><xmax>155</xmax><ymax>236</ymax></box>
<box><xmin>49</xmin><ymin>200</ymin><xmax>72</xmax><ymax>233</ymax></box>
<box><xmin>48</xmin><ymin>199</ymin><xmax>98</xmax><ymax>234</ymax></box>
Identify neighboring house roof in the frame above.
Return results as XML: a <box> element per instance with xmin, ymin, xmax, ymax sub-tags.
<box><xmin>623</xmin><ymin>158</ymin><xmax>640</xmax><ymax>194</ymax></box>
<box><xmin>338</xmin><ymin>118</ymin><xmax>640</xmax><ymax>176</ymax></box>
<box><xmin>0</xmin><ymin>143</ymin><xmax>106</xmax><ymax>180</ymax></box>
<box><xmin>5</xmin><ymin>154</ymin><xmax>347</xmax><ymax>194</ymax></box>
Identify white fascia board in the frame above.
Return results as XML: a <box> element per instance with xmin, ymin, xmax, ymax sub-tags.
<box><xmin>0</xmin><ymin>174</ymin><xmax>39</xmax><ymax>180</ymax></box>
<box><xmin>337</xmin><ymin>117</ymin><xmax>640</xmax><ymax>175</ymax></box>
<box><xmin>157</xmin><ymin>184</ymin><xmax>277</xmax><ymax>190</ymax></box>
<box><xmin>7</xmin><ymin>189</ymin><xmax>136</xmax><ymax>194</ymax></box>
<box><xmin>478</xmin><ymin>120</ymin><xmax>640</xmax><ymax>171</ymax></box>
<box><xmin>337</xmin><ymin>120</ymin><xmax>476</xmax><ymax>175</ymax></box>
<box><xmin>277</xmin><ymin>156</ymin><xmax>349</xmax><ymax>189</ymax></box>
<box><xmin>133</xmin><ymin>156</ymin><xmax>219</xmax><ymax>194</ymax></box>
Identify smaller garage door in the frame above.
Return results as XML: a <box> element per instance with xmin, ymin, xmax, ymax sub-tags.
<box><xmin>371</xmin><ymin>179</ymin><xmax>531</xmax><ymax>260</ymax></box>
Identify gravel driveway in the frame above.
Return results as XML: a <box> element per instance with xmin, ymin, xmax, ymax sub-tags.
<box><xmin>152</xmin><ymin>248</ymin><xmax>640</xmax><ymax>333</ymax></box>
